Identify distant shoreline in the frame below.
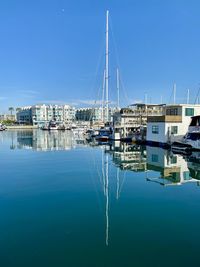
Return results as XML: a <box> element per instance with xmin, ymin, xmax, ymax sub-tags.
<box><xmin>6</xmin><ymin>125</ymin><xmax>38</xmax><ymax>130</ymax></box>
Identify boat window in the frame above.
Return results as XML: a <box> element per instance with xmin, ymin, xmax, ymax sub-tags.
<box><xmin>186</xmin><ymin>132</ymin><xmax>200</xmax><ymax>140</ymax></box>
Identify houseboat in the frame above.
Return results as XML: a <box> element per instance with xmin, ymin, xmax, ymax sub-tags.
<box><xmin>112</xmin><ymin>104</ymin><xmax>164</xmax><ymax>142</ymax></box>
<box><xmin>146</xmin><ymin>146</ymin><xmax>199</xmax><ymax>186</ymax></box>
<box><xmin>146</xmin><ymin>104</ymin><xmax>200</xmax><ymax>148</ymax></box>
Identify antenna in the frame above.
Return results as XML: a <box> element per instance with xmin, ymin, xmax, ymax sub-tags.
<box><xmin>161</xmin><ymin>95</ymin><xmax>163</xmax><ymax>104</ymax></box>
<box><xmin>117</xmin><ymin>68</ymin><xmax>120</xmax><ymax>109</ymax></box>
<box><xmin>173</xmin><ymin>83</ymin><xmax>176</xmax><ymax>104</ymax></box>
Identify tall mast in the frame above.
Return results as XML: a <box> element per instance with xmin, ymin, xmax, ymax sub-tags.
<box><xmin>105</xmin><ymin>10</ymin><xmax>109</xmax><ymax>122</ymax></box>
<box><xmin>117</xmin><ymin>68</ymin><xmax>120</xmax><ymax>109</ymax></box>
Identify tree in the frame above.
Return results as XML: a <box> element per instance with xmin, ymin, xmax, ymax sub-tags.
<box><xmin>8</xmin><ymin>107</ymin><xmax>14</xmax><ymax>116</ymax></box>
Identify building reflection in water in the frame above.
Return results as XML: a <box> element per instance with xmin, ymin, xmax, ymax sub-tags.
<box><xmin>14</xmin><ymin>130</ymin><xmax>87</xmax><ymax>151</ymax></box>
<box><xmin>105</xmin><ymin>141</ymin><xmax>200</xmax><ymax>187</ymax></box>
<box><xmin>108</xmin><ymin>141</ymin><xmax>147</xmax><ymax>172</ymax></box>
<box><xmin>9</xmin><ymin>130</ymin><xmax>200</xmax><ymax>187</ymax></box>
<box><xmin>4</xmin><ymin>129</ymin><xmax>200</xmax><ymax>247</ymax></box>
<box><xmin>146</xmin><ymin>146</ymin><xmax>200</xmax><ymax>186</ymax></box>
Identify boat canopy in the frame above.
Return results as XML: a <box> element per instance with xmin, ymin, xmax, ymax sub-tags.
<box><xmin>190</xmin><ymin>116</ymin><xmax>200</xmax><ymax>127</ymax></box>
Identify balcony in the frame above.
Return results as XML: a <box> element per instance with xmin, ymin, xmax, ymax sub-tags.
<box><xmin>147</xmin><ymin>115</ymin><xmax>182</xmax><ymax>123</ymax></box>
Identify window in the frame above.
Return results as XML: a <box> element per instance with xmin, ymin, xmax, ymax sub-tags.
<box><xmin>185</xmin><ymin>108</ymin><xmax>194</xmax><ymax>116</ymax></box>
<box><xmin>183</xmin><ymin>171</ymin><xmax>191</xmax><ymax>180</ymax></box>
<box><xmin>166</xmin><ymin>108</ymin><xmax>178</xmax><ymax>115</ymax></box>
<box><xmin>170</xmin><ymin>156</ymin><xmax>177</xmax><ymax>164</ymax></box>
<box><xmin>171</xmin><ymin>126</ymin><xmax>178</xmax><ymax>134</ymax></box>
<box><xmin>152</xmin><ymin>154</ymin><xmax>158</xmax><ymax>162</ymax></box>
<box><xmin>152</xmin><ymin>125</ymin><xmax>159</xmax><ymax>134</ymax></box>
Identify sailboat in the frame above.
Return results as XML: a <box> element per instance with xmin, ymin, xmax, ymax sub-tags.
<box><xmin>95</xmin><ymin>10</ymin><xmax>113</xmax><ymax>143</ymax></box>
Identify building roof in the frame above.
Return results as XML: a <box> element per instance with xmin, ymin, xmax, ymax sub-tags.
<box><xmin>129</xmin><ymin>103</ymin><xmax>166</xmax><ymax>107</ymax></box>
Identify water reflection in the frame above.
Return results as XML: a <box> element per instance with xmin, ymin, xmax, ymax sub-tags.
<box><xmin>4</xmin><ymin>130</ymin><xmax>87</xmax><ymax>151</ymax></box>
<box><xmin>1</xmin><ymin>130</ymin><xmax>200</xmax><ymax>265</ymax></box>
<box><xmin>2</xmin><ymin>130</ymin><xmax>200</xmax><ymax>187</ymax></box>
<box><xmin>108</xmin><ymin>141</ymin><xmax>147</xmax><ymax>172</ymax></box>
<box><xmin>146</xmin><ymin>146</ymin><xmax>200</xmax><ymax>186</ymax></box>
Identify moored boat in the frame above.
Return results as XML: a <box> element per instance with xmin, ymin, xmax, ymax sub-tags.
<box><xmin>171</xmin><ymin>115</ymin><xmax>200</xmax><ymax>152</ymax></box>
<box><xmin>95</xmin><ymin>127</ymin><xmax>113</xmax><ymax>142</ymax></box>
<box><xmin>0</xmin><ymin>123</ymin><xmax>6</xmax><ymax>131</ymax></box>
<box><xmin>41</xmin><ymin>121</ymin><xmax>59</xmax><ymax>131</ymax></box>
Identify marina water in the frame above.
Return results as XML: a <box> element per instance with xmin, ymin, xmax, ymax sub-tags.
<box><xmin>1</xmin><ymin>130</ymin><xmax>200</xmax><ymax>267</ymax></box>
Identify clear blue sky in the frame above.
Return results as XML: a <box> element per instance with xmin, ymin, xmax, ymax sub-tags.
<box><xmin>1</xmin><ymin>0</ymin><xmax>200</xmax><ymax>112</ymax></box>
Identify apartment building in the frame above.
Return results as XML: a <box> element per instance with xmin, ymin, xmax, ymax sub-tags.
<box><xmin>16</xmin><ymin>104</ymin><xmax>76</xmax><ymax>126</ymax></box>
<box><xmin>76</xmin><ymin>107</ymin><xmax>113</xmax><ymax>122</ymax></box>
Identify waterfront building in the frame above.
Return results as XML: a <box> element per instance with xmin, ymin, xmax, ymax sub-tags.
<box><xmin>146</xmin><ymin>104</ymin><xmax>200</xmax><ymax>146</ymax></box>
<box><xmin>32</xmin><ymin>104</ymin><xmax>76</xmax><ymax>126</ymax></box>
<box><xmin>0</xmin><ymin>114</ymin><xmax>16</xmax><ymax>122</ymax></box>
<box><xmin>76</xmin><ymin>107</ymin><xmax>113</xmax><ymax>122</ymax></box>
<box><xmin>112</xmin><ymin>103</ymin><xmax>164</xmax><ymax>139</ymax></box>
<box><xmin>16</xmin><ymin>104</ymin><xmax>76</xmax><ymax>126</ymax></box>
<box><xmin>16</xmin><ymin>106</ymin><xmax>32</xmax><ymax>124</ymax></box>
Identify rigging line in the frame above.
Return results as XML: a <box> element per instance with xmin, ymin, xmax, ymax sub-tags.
<box><xmin>110</xmin><ymin>15</ymin><xmax>130</xmax><ymax>106</ymax></box>
<box><xmin>89</xmin><ymin>148</ymin><xmax>105</xmax><ymax>194</ymax></box>
<box><xmin>119</xmin><ymin>169</ymin><xmax>127</xmax><ymax>197</ymax></box>
<box><xmin>102</xmin><ymin>69</ymin><xmax>106</xmax><ymax>122</ymax></box>
<box><xmin>119</xmin><ymin>74</ymin><xmax>131</xmax><ymax>106</ymax></box>
<box><xmin>88</xmin><ymin>68</ymin><xmax>105</xmax><ymax>122</ymax></box>
<box><xmin>88</xmin><ymin>78</ymin><xmax>102</xmax><ymax>122</ymax></box>
<box><xmin>90</xmin><ymin>150</ymin><xmax>105</xmax><ymax>208</ymax></box>
<box><xmin>88</xmin><ymin>149</ymin><xmax>104</xmax><ymax>213</ymax></box>
<box><xmin>88</xmin><ymin>32</ymin><xmax>105</xmax><ymax>100</ymax></box>
<box><xmin>105</xmin><ymin>153</ymin><xmax>109</xmax><ymax>246</ymax></box>
<box><xmin>116</xmin><ymin>167</ymin><xmax>120</xmax><ymax>200</ymax></box>
<box><xmin>194</xmin><ymin>87</ymin><xmax>200</xmax><ymax>104</ymax></box>
<box><xmin>102</xmin><ymin>149</ymin><xmax>106</xmax><ymax>195</ymax></box>
<box><xmin>168</xmin><ymin>86</ymin><xmax>174</xmax><ymax>104</ymax></box>
<box><xmin>109</xmin><ymin>15</ymin><xmax>121</xmax><ymax>71</ymax></box>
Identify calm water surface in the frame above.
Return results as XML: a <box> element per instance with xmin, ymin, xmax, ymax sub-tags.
<box><xmin>1</xmin><ymin>130</ymin><xmax>200</xmax><ymax>267</ymax></box>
